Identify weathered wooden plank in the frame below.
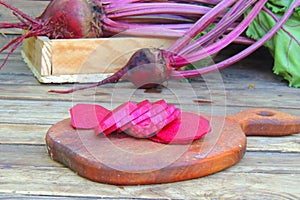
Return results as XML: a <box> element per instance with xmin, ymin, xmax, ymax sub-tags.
<box><xmin>0</xmin><ymin>70</ymin><xmax>286</xmax><ymax>87</ymax></box>
<box><xmin>0</xmin><ymin>62</ymin><xmax>290</xmax><ymax>88</ymax></box>
<box><xmin>247</xmin><ymin>134</ymin><xmax>300</xmax><ymax>153</ymax></box>
<box><xmin>0</xmin><ymin>149</ymin><xmax>299</xmax><ymax>199</ymax></box>
<box><xmin>0</xmin><ymin>99</ymin><xmax>71</xmax><ymax>125</ymax></box>
<box><xmin>0</xmin><ymin>195</ymin><xmax>119</xmax><ymax>200</ymax></box>
<box><xmin>0</xmin><ymin>145</ymin><xmax>299</xmax><ymax>169</ymax></box>
<box><xmin>0</xmin><ymin>81</ymin><xmax>299</xmax><ymax>110</ymax></box>
<box><xmin>0</xmin><ymin>123</ymin><xmax>48</xmax><ymax>145</ymax></box>
<box><xmin>0</xmin><ymin>34</ymin><xmax>31</xmax><ymax>76</ymax></box>
<box><xmin>0</xmin><ymin>123</ymin><xmax>299</xmax><ymax>152</ymax></box>
<box><xmin>0</xmin><ymin>98</ymin><xmax>299</xmax><ymax>125</ymax></box>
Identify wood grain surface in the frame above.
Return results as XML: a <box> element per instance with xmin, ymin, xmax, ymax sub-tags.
<box><xmin>0</xmin><ymin>1</ymin><xmax>300</xmax><ymax>199</ymax></box>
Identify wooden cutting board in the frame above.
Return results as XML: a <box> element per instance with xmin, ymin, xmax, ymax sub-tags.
<box><xmin>46</xmin><ymin>108</ymin><xmax>300</xmax><ymax>185</ymax></box>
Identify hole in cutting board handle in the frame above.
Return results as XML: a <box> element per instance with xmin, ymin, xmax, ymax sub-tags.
<box><xmin>256</xmin><ymin>110</ymin><xmax>275</xmax><ymax>117</ymax></box>
<box><xmin>228</xmin><ymin>109</ymin><xmax>300</xmax><ymax>136</ymax></box>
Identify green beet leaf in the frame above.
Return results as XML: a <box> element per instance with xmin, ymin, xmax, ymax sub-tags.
<box><xmin>245</xmin><ymin>0</ymin><xmax>300</xmax><ymax>87</ymax></box>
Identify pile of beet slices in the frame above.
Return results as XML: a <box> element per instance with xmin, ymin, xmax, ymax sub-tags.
<box><xmin>70</xmin><ymin>100</ymin><xmax>211</xmax><ymax>144</ymax></box>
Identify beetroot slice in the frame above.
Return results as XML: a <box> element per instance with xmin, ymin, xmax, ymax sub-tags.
<box><xmin>120</xmin><ymin>99</ymin><xmax>168</xmax><ymax>134</ymax></box>
<box><xmin>131</xmin><ymin>100</ymin><xmax>152</xmax><ymax>120</ymax></box>
<box><xmin>149</xmin><ymin>108</ymin><xmax>181</xmax><ymax>134</ymax></box>
<box><xmin>106</xmin><ymin>100</ymin><xmax>152</xmax><ymax>134</ymax></box>
<box><xmin>97</xmin><ymin>102</ymin><xmax>137</xmax><ymax>135</ymax></box>
<box><xmin>131</xmin><ymin>99</ymin><xmax>168</xmax><ymax>126</ymax></box>
<box><xmin>117</xmin><ymin>100</ymin><xmax>152</xmax><ymax>133</ymax></box>
<box><xmin>126</xmin><ymin>104</ymin><xmax>178</xmax><ymax>138</ymax></box>
<box><xmin>150</xmin><ymin>112</ymin><xmax>211</xmax><ymax>144</ymax></box>
<box><xmin>70</xmin><ymin>104</ymin><xmax>110</xmax><ymax>129</ymax></box>
<box><xmin>137</xmin><ymin>107</ymin><xmax>180</xmax><ymax>138</ymax></box>
<box><xmin>132</xmin><ymin>104</ymin><xmax>176</xmax><ymax>132</ymax></box>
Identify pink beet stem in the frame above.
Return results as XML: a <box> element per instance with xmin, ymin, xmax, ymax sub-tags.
<box><xmin>0</xmin><ymin>28</ymin><xmax>48</xmax><ymax>70</ymax></box>
<box><xmin>0</xmin><ymin>22</ymin><xmax>26</xmax><ymax>29</ymax></box>
<box><xmin>0</xmin><ymin>1</ymin><xmax>48</xmax><ymax>69</ymax></box>
<box><xmin>101</xmin><ymin>17</ymin><xmax>186</xmax><ymax>37</ymax></box>
<box><xmin>106</xmin><ymin>3</ymin><xmax>211</xmax><ymax>18</ymax></box>
<box><xmin>177</xmin><ymin>0</ymin><xmax>255</xmax><ymax>57</ymax></box>
<box><xmin>172</xmin><ymin>0</ymin><xmax>267</xmax><ymax>68</ymax></box>
<box><xmin>167</xmin><ymin>0</ymin><xmax>237</xmax><ymax>54</ymax></box>
<box><xmin>102</xmin><ymin>16</ymin><xmax>192</xmax><ymax>30</ymax></box>
<box><xmin>171</xmin><ymin>0</ymin><xmax>300</xmax><ymax>78</ymax></box>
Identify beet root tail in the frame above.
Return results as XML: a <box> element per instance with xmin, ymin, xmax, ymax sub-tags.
<box><xmin>48</xmin><ymin>48</ymin><xmax>173</xmax><ymax>94</ymax></box>
<box><xmin>0</xmin><ymin>0</ymin><xmax>45</xmax><ymax>69</ymax></box>
<box><xmin>48</xmin><ymin>64</ymin><xmax>129</xmax><ymax>94</ymax></box>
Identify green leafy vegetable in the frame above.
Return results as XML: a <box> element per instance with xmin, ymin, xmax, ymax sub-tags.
<box><xmin>246</xmin><ymin>0</ymin><xmax>300</xmax><ymax>87</ymax></box>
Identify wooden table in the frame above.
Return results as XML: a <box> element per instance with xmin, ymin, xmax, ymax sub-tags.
<box><xmin>1</xmin><ymin>1</ymin><xmax>300</xmax><ymax>199</ymax></box>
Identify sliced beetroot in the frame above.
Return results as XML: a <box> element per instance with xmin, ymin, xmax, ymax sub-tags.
<box><xmin>97</xmin><ymin>101</ymin><xmax>137</xmax><ymax>135</ymax></box>
<box><xmin>131</xmin><ymin>100</ymin><xmax>153</xmax><ymax>120</ymax></box>
<box><xmin>126</xmin><ymin>104</ymin><xmax>178</xmax><ymax>138</ymax></box>
<box><xmin>131</xmin><ymin>99</ymin><xmax>168</xmax><ymax>125</ymax></box>
<box><xmin>137</xmin><ymin>107</ymin><xmax>180</xmax><ymax>138</ymax></box>
<box><xmin>149</xmin><ymin>108</ymin><xmax>181</xmax><ymax>134</ymax></box>
<box><xmin>150</xmin><ymin>112</ymin><xmax>211</xmax><ymax>144</ymax></box>
<box><xmin>120</xmin><ymin>99</ymin><xmax>168</xmax><ymax>134</ymax></box>
<box><xmin>70</xmin><ymin>104</ymin><xmax>110</xmax><ymax>129</ymax></box>
<box><xmin>69</xmin><ymin>102</ymin><xmax>211</xmax><ymax>144</ymax></box>
<box><xmin>105</xmin><ymin>100</ymin><xmax>152</xmax><ymax>134</ymax></box>
<box><xmin>117</xmin><ymin>100</ymin><xmax>152</xmax><ymax>133</ymax></box>
<box><xmin>131</xmin><ymin>104</ymin><xmax>177</xmax><ymax>133</ymax></box>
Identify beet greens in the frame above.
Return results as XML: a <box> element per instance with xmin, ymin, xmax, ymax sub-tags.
<box><xmin>48</xmin><ymin>0</ymin><xmax>300</xmax><ymax>93</ymax></box>
<box><xmin>1</xmin><ymin>0</ymin><xmax>300</xmax><ymax>89</ymax></box>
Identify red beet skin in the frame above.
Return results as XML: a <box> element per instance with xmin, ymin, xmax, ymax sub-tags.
<box><xmin>70</xmin><ymin>104</ymin><xmax>110</xmax><ymax>129</ymax></box>
<box><xmin>150</xmin><ymin>112</ymin><xmax>211</xmax><ymax>144</ymax></box>
<box><xmin>38</xmin><ymin>0</ymin><xmax>98</xmax><ymax>38</ymax></box>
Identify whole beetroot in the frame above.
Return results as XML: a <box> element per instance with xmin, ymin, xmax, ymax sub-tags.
<box><xmin>0</xmin><ymin>0</ymin><xmax>101</xmax><ymax>69</ymax></box>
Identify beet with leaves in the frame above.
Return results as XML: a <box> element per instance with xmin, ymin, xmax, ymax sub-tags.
<box><xmin>0</xmin><ymin>0</ymin><xmax>222</xmax><ymax>69</ymax></box>
<box><xmin>1</xmin><ymin>0</ymin><xmax>300</xmax><ymax>88</ymax></box>
<box><xmin>49</xmin><ymin>0</ymin><xmax>300</xmax><ymax>93</ymax></box>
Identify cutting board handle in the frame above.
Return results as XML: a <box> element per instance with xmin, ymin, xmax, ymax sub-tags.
<box><xmin>227</xmin><ymin>109</ymin><xmax>300</xmax><ymax>136</ymax></box>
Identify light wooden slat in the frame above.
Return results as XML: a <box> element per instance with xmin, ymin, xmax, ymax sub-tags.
<box><xmin>0</xmin><ymin>99</ymin><xmax>71</xmax><ymax>125</ymax></box>
<box><xmin>247</xmin><ymin>135</ymin><xmax>300</xmax><ymax>153</ymax></box>
<box><xmin>0</xmin><ymin>123</ymin><xmax>49</xmax><ymax>145</ymax></box>
<box><xmin>0</xmin><ymin>147</ymin><xmax>299</xmax><ymax>199</ymax></box>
